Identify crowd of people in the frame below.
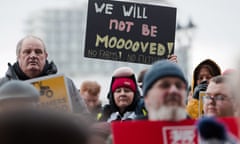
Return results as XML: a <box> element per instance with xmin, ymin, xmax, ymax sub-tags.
<box><xmin>0</xmin><ymin>35</ymin><xmax>239</xmax><ymax>143</ymax></box>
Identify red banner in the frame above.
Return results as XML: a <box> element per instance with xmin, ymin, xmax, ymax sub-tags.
<box><xmin>111</xmin><ymin>117</ymin><xmax>240</xmax><ymax>144</ymax></box>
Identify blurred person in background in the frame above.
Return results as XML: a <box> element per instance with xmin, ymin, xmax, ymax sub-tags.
<box><xmin>80</xmin><ymin>80</ymin><xmax>102</xmax><ymax>119</ymax></box>
<box><xmin>0</xmin><ymin>80</ymin><xmax>39</xmax><ymax>112</ymax></box>
<box><xmin>226</xmin><ymin>70</ymin><xmax>240</xmax><ymax>140</ymax></box>
<box><xmin>203</xmin><ymin>75</ymin><xmax>235</xmax><ymax>117</ymax></box>
<box><xmin>97</xmin><ymin>67</ymin><xmax>146</xmax><ymax>122</ymax></box>
<box><xmin>186</xmin><ymin>59</ymin><xmax>221</xmax><ymax>119</ymax></box>
<box><xmin>137</xmin><ymin>68</ymin><xmax>148</xmax><ymax>90</ymax></box>
<box><xmin>141</xmin><ymin>60</ymin><xmax>189</xmax><ymax>121</ymax></box>
<box><xmin>0</xmin><ymin>35</ymin><xmax>88</xmax><ymax>114</ymax></box>
<box><xmin>136</xmin><ymin>55</ymin><xmax>179</xmax><ymax>118</ymax></box>
<box><xmin>222</xmin><ymin>68</ymin><xmax>237</xmax><ymax>76</ymax></box>
<box><xmin>137</xmin><ymin>54</ymin><xmax>178</xmax><ymax>92</ymax></box>
<box><xmin>88</xmin><ymin>122</ymin><xmax>111</xmax><ymax>144</ymax></box>
<box><xmin>0</xmin><ymin>109</ymin><xmax>89</xmax><ymax>144</ymax></box>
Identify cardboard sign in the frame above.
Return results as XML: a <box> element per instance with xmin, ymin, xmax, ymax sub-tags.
<box><xmin>26</xmin><ymin>74</ymin><xmax>72</xmax><ymax>112</ymax></box>
<box><xmin>112</xmin><ymin>117</ymin><xmax>240</xmax><ymax>144</ymax></box>
<box><xmin>85</xmin><ymin>0</ymin><xmax>176</xmax><ymax>64</ymax></box>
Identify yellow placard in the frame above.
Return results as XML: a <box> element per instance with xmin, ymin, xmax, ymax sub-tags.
<box><xmin>26</xmin><ymin>74</ymin><xmax>72</xmax><ymax>112</ymax></box>
<box><xmin>198</xmin><ymin>91</ymin><xmax>206</xmax><ymax>118</ymax></box>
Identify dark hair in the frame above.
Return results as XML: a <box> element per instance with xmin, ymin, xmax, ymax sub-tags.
<box><xmin>193</xmin><ymin>59</ymin><xmax>221</xmax><ymax>88</ymax></box>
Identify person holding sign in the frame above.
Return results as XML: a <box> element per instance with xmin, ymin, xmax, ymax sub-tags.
<box><xmin>0</xmin><ymin>35</ymin><xmax>88</xmax><ymax>114</ymax></box>
<box><xmin>97</xmin><ymin>67</ymin><xmax>146</xmax><ymax>122</ymax></box>
<box><xmin>186</xmin><ymin>59</ymin><xmax>221</xmax><ymax>119</ymax></box>
<box><xmin>141</xmin><ymin>60</ymin><xmax>189</xmax><ymax>121</ymax></box>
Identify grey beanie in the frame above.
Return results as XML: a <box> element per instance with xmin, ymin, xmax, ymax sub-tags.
<box><xmin>143</xmin><ymin>60</ymin><xmax>188</xmax><ymax>96</ymax></box>
<box><xmin>0</xmin><ymin>80</ymin><xmax>39</xmax><ymax>101</ymax></box>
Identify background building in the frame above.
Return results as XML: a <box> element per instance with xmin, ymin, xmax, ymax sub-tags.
<box><xmin>25</xmin><ymin>3</ymin><xmax>150</xmax><ymax>78</ymax></box>
<box><xmin>24</xmin><ymin>0</ymin><xmax>195</xmax><ymax>102</ymax></box>
<box><xmin>25</xmin><ymin>1</ymin><xmax>194</xmax><ymax>79</ymax></box>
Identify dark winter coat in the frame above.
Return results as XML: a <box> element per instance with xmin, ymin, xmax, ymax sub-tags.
<box><xmin>0</xmin><ymin>61</ymin><xmax>88</xmax><ymax>114</ymax></box>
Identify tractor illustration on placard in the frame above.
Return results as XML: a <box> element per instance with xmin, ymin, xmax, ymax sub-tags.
<box><xmin>33</xmin><ymin>82</ymin><xmax>54</xmax><ymax>98</ymax></box>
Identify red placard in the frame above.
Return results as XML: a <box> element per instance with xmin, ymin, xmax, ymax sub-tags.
<box><xmin>111</xmin><ymin>117</ymin><xmax>240</xmax><ymax>144</ymax></box>
<box><xmin>112</xmin><ymin>119</ymin><xmax>198</xmax><ymax>144</ymax></box>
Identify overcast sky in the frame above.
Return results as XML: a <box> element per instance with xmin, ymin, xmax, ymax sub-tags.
<box><xmin>175</xmin><ymin>0</ymin><xmax>240</xmax><ymax>72</ymax></box>
<box><xmin>0</xmin><ymin>0</ymin><xmax>240</xmax><ymax>77</ymax></box>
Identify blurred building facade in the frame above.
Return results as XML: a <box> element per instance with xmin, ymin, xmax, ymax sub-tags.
<box><xmin>25</xmin><ymin>4</ymin><xmax>149</xmax><ymax>77</ymax></box>
<box><xmin>24</xmin><ymin>1</ymin><xmax>194</xmax><ymax>79</ymax></box>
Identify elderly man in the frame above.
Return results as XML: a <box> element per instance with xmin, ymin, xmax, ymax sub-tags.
<box><xmin>0</xmin><ymin>35</ymin><xmax>88</xmax><ymax>113</ymax></box>
<box><xmin>203</xmin><ymin>75</ymin><xmax>235</xmax><ymax>117</ymax></box>
<box><xmin>142</xmin><ymin>60</ymin><xmax>188</xmax><ymax>121</ymax></box>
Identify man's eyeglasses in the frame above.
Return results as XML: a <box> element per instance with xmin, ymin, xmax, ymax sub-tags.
<box><xmin>203</xmin><ymin>95</ymin><xmax>229</xmax><ymax>102</ymax></box>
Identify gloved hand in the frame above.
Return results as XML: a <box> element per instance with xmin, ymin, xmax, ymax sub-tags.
<box><xmin>193</xmin><ymin>81</ymin><xmax>208</xmax><ymax>100</ymax></box>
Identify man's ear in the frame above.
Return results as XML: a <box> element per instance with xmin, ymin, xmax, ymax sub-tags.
<box><xmin>233</xmin><ymin>100</ymin><xmax>239</xmax><ymax>116</ymax></box>
<box><xmin>17</xmin><ymin>54</ymin><xmax>20</xmax><ymax>61</ymax></box>
<box><xmin>45</xmin><ymin>52</ymin><xmax>48</xmax><ymax>58</ymax></box>
<box><xmin>144</xmin><ymin>97</ymin><xmax>149</xmax><ymax>111</ymax></box>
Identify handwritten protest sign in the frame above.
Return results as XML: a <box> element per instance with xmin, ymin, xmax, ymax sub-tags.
<box><xmin>26</xmin><ymin>74</ymin><xmax>72</xmax><ymax>112</ymax></box>
<box><xmin>85</xmin><ymin>0</ymin><xmax>176</xmax><ymax>64</ymax></box>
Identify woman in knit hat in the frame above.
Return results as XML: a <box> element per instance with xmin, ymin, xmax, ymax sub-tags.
<box><xmin>97</xmin><ymin>67</ymin><xmax>146</xmax><ymax>122</ymax></box>
<box><xmin>186</xmin><ymin>59</ymin><xmax>221</xmax><ymax>119</ymax></box>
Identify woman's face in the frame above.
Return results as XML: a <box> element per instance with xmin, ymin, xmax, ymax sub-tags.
<box><xmin>113</xmin><ymin>87</ymin><xmax>134</xmax><ymax>112</ymax></box>
<box><xmin>197</xmin><ymin>67</ymin><xmax>213</xmax><ymax>85</ymax></box>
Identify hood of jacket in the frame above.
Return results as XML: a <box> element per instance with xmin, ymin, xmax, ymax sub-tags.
<box><xmin>5</xmin><ymin>60</ymin><xmax>57</xmax><ymax>80</ymax></box>
<box><xmin>192</xmin><ymin>59</ymin><xmax>221</xmax><ymax>91</ymax></box>
<box><xmin>107</xmin><ymin>74</ymin><xmax>140</xmax><ymax>114</ymax></box>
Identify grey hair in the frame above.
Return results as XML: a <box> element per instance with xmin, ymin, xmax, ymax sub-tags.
<box><xmin>16</xmin><ymin>35</ymin><xmax>47</xmax><ymax>57</ymax></box>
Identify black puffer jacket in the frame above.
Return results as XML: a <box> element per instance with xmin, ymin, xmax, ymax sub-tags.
<box><xmin>0</xmin><ymin>61</ymin><xmax>57</xmax><ymax>85</ymax></box>
<box><xmin>0</xmin><ymin>61</ymin><xmax>88</xmax><ymax>114</ymax></box>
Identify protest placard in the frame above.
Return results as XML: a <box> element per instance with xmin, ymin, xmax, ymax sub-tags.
<box><xmin>112</xmin><ymin>117</ymin><xmax>240</xmax><ymax>144</ymax></box>
<box><xmin>112</xmin><ymin>119</ymin><xmax>198</xmax><ymax>144</ymax></box>
<box><xmin>26</xmin><ymin>74</ymin><xmax>72</xmax><ymax>112</ymax></box>
<box><xmin>85</xmin><ymin>0</ymin><xmax>176</xmax><ymax>64</ymax></box>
